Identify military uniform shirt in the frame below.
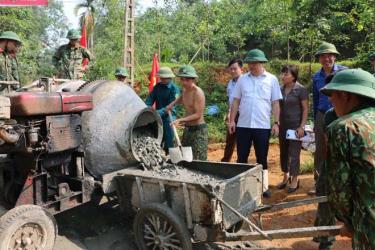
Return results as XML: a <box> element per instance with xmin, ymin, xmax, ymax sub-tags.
<box><xmin>0</xmin><ymin>51</ymin><xmax>20</xmax><ymax>91</ymax></box>
<box><xmin>326</xmin><ymin>105</ymin><xmax>375</xmax><ymax>250</ymax></box>
<box><xmin>52</xmin><ymin>44</ymin><xmax>94</xmax><ymax>80</ymax></box>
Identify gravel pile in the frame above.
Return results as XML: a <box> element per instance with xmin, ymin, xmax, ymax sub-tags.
<box><xmin>132</xmin><ymin>133</ymin><xmax>165</xmax><ymax>170</ymax></box>
<box><xmin>132</xmin><ymin>132</ymin><xmax>224</xmax><ymax>184</ymax></box>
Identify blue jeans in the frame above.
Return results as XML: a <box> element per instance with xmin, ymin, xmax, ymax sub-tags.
<box><xmin>236</xmin><ymin>127</ymin><xmax>271</xmax><ymax>169</ymax></box>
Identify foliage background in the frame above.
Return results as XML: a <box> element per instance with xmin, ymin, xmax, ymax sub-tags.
<box><xmin>0</xmin><ymin>0</ymin><xmax>374</xmax><ymax>142</ymax></box>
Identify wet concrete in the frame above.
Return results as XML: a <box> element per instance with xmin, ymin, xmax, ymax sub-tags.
<box><xmin>132</xmin><ymin>134</ymin><xmax>224</xmax><ymax>185</ymax></box>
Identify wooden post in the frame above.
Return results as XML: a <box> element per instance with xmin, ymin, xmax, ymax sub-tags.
<box><xmin>124</xmin><ymin>0</ymin><xmax>135</xmax><ymax>87</ymax></box>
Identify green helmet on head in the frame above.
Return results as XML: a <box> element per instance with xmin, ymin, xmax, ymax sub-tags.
<box><xmin>115</xmin><ymin>67</ymin><xmax>129</xmax><ymax>77</ymax></box>
<box><xmin>66</xmin><ymin>29</ymin><xmax>81</xmax><ymax>40</ymax></box>
<box><xmin>157</xmin><ymin>67</ymin><xmax>175</xmax><ymax>78</ymax></box>
<box><xmin>0</xmin><ymin>31</ymin><xmax>22</xmax><ymax>44</ymax></box>
<box><xmin>243</xmin><ymin>49</ymin><xmax>268</xmax><ymax>63</ymax></box>
<box><xmin>368</xmin><ymin>52</ymin><xmax>375</xmax><ymax>62</ymax></box>
<box><xmin>320</xmin><ymin>69</ymin><xmax>375</xmax><ymax>100</ymax></box>
<box><xmin>176</xmin><ymin>65</ymin><xmax>198</xmax><ymax>78</ymax></box>
<box><xmin>315</xmin><ymin>42</ymin><xmax>340</xmax><ymax>56</ymax></box>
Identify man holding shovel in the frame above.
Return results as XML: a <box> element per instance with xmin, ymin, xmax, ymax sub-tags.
<box><xmin>146</xmin><ymin>67</ymin><xmax>180</xmax><ymax>154</ymax></box>
<box><xmin>166</xmin><ymin>65</ymin><xmax>208</xmax><ymax>160</ymax></box>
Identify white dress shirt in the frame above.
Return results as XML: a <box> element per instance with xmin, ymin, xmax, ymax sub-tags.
<box><xmin>227</xmin><ymin>78</ymin><xmax>238</xmax><ymax>107</ymax></box>
<box><xmin>232</xmin><ymin>70</ymin><xmax>282</xmax><ymax>129</ymax></box>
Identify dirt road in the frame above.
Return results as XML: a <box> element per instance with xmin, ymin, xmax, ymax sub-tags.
<box><xmin>54</xmin><ymin>143</ymin><xmax>352</xmax><ymax>250</ymax></box>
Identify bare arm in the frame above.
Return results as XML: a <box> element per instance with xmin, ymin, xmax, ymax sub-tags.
<box><xmin>229</xmin><ymin>98</ymin><xmax>240</xmax><ymax>134</ymax></box>
<box><xmin>296</xmin><ymin>99</ymin><xmax>309</xmax><ymax>138</ymax></box>
<box><xmin>165</xmin><ymin>95</ymin><xmax>183</xmax><ymax>112</ymax></box>
<box><xmin>271</xmin><ymin>100</ymin><xmax>280</xmax><ymax>136</ymax></box>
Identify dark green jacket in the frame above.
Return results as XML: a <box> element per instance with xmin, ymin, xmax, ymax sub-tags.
<box><xmin>52</xmin><ymin>44</ymin><xmax>94</xmax><ymax>80</ymax></box>
<box><xmin>145</xmin><ymin>81</ymin><xmax>180</xmax><ymax>119</ymax></box>
<box><xmin>0</xmin><ymin>50</ymin><xmax>20</xmax><ymax>91</ymax></box>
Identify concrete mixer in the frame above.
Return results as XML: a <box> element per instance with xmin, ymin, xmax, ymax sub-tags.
<box><xmin>0</xmin><ymin>79</ymin><xmax>162</xmax><ymax>249</ymax></box>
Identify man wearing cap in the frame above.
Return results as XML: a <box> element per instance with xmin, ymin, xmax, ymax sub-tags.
<box><xmin>312</xmin><ymin>42</ymin><xmax>347</xmax><ymax>194</ymax></box>
<box><xmin>312</xmin><ymin>42</ymin><xmax>347</xmax><ymax>250</ymax></box>
<box><xmin>52</xmin><ymin>29</ymin><xmax>94</xmax><ymax>80</ymax></box>
<box><xmin>369</xmin><ymin>52</ymin><xmax>375</xmax><ymax>76</ymax></box>
<box><xmin>320</xmin><ymin>69</ymin><xmax>375</xmax><ymax>250</ymax></box>
<box><xmin>166</xmin><ymin>65</ymin><xmax>208</xmax><ymax>160</ymax></box>
<box><xmin>229</xmin><ymin>49</ymin><xmax>282</xmax><ymax>198</ymax></box>
<box><xmin>114</xmin><ymin>67</ymin><xmax>129</xmax><ymax>84</ymax></box>
<box><xmin>146</xmin><ymin>67</ymin><xmax>180</xmax><ymax>154</ymax></box>
<box><xmin>0</xmin><ymin>31</ymin><xmax>22</xmax><ymax>91</ymax></box>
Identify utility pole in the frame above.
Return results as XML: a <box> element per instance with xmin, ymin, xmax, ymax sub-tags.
<box><xmin>124</xmin><ymin>0</ymin><xmax>135</xmax><ymax>86</ymax></box>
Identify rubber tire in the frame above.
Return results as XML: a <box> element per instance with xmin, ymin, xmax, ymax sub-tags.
<box><xmin>133</xmin><ymin>203</ymin><xmax>192</xmax><ymax>250</ymax></box>
<box><xmin>0</xmin><ymin>205</ymin><xmax>57</xmax><ymax>250</ymax></box>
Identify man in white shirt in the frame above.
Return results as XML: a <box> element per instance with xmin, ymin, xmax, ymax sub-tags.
<box><xmin>229</xmin><ymin>49</ymin><xmax>282</xmax><ymax>198</ymax></box>
<box><xmin>221</xmin><ymin>58</ymin><xmax>243</xmax><ymax>162</ymax></box>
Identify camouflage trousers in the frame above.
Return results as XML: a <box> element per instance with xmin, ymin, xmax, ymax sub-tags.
<box><xmin>181</xmin><ymin>124</ymin><xmax>208</xmax><ymax>161</ymax></box>
<box><xmin>313</xmin><ymin>162</ymin><xmax>336</xmax><ymax>249</ymax></box>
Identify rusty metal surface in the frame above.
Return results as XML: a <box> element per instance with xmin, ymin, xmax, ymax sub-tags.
<box><xmin>79</xmin><ymin>80</ymin><xmax>162</xmax><ymax>178</ymax></box>
<box><xmin>46</xmin><ymin>115</ymin><xmax>81</xmax><ymax>153</ymax></box>
<box><xmin>114</xmin><ymin>161</ymin><xmax>263</xmax><ymax>239</ymax></box>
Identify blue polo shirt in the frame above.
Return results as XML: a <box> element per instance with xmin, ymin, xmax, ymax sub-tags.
<box><xmin>312</xmin><ymin>64</ymin><xmax>347</xmax><ymax>119</ymax></box>
<box><xmin>145</xmin><ymin>81</ymin><xmax>180</xmax><ymax>119</ymax></box>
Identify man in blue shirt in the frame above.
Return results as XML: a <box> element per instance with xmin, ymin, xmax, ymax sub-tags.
<box><xmin>312</xmin><ymin>42</ymin><xmax>347</xmax><ymax>191</ymax></box>
<box><xmin>311</xmin><ymin>42</ymin><xmax>347</xmax><ymax>250</ymax></box>
<box><xmin>145</xmin><ymin>67</ymin><xmax>180</xmax><ymax>154</ymax></box>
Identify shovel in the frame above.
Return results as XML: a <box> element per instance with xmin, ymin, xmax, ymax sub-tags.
<box><xmin>168</xmin><ymin>112</ymin><xmax>193</xmax><ymax>164</ymax></box>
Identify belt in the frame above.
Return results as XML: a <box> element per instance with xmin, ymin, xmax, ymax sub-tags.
<box><xmin>184</xmin><ymin>123</ymin><xmax>207</xmax><ymax>131</ymax></box>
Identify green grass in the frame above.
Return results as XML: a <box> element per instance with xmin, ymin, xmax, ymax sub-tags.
<box><xmin>300</xmin><ymin>158</ymin><xmax>314</xmax><ymax>174</ymax></box>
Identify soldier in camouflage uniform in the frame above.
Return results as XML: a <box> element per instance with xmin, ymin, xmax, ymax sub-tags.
<box><xmin>0</xmin><ymin>31</ymin><xmax>22</xmax><ymax>91</ymax></box>
<box><xmin>52</xmin><ymin>29</ymin><xmax>94</xmax><ymax>80</ymax></box>
<box><xmin>320</xmin><ymin>69</ymin><xmax>375</xmax><ymax>250</ymax></box>
<box><xmin>165</xmin><ymin>65</ymin><xmax>208</xmax><ymax>160</ymax></box>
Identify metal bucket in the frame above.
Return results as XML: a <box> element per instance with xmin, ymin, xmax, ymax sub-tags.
<box><xmin>78</xmin><ymin>80</ymin><xmax>162</xmax><ymax>178</ymax></box>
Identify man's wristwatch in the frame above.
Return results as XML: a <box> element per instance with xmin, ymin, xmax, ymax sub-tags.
<box><xmin>274</xmin><ymin>121</ymin><xmax>280</xmax><ymax>126</ymax></box>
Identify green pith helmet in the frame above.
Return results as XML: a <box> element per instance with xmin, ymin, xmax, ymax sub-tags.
<box><xmin>244</xmin><ymin>49</ymin><xmax>268</xmax><ymax>63</ymax></box>
<box><xmin>157</xmin><ymin>67</ymin><xmax>175</xmax><ymax>78</ymax></box>
<box><xmin>368</xmin><ymin>52</ymin><xmax>375</xmax><ymax>61</ymax></box>
<box><xmin>115</xmin><ymin>67</ymin><xmax>129</xmax><ymax>77</ymax></box>
<box><xmin>66</xmin><ymin>29</ymin><xmax>81</xmax><ymax>40</ymax></box>
<box><xmin>320</xmin><ymin>69</ymin><xmax>375</xmax><ymax>100</ymax></box>
<box><xmin>176</xmin><ymin>65</ymin><xmax>198</xmax><ymax>78</ymax></box>
<box><xmin>315</xmin><ymin>42</ymin><xmax>340</xmax><ymax>56</ymax></box>
<box><xmin>0</xmin><ymin>31</ymin><xmax>22</xmax><ymax>44</ymax></box>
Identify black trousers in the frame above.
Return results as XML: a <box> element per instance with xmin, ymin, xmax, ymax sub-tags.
<box><xmin>221</xmin><ymin>114</ymin><xmax>239</xmax><ymax>162</ymax></box>
<box><xmin>236</xmin><ymin>127</ymin><xmax>271</xmax><ymax>169</ymax></box>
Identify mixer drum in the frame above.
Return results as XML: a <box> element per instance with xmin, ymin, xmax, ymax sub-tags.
<box><xmin>78</xmin><ymin>80</ymin><xmax>163</xmax><ymax>178</ymax></box>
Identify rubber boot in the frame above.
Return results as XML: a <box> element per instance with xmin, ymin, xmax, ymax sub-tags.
<box><xmin>262</xmin><ymin>169</ymin><xmax>271</xmax><ymax>198</ymax></box>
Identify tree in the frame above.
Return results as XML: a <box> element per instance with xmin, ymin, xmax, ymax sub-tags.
<box><xmin>0</xmin><ymin>0</ymin><xmax>67</xmax><ymax>83</ymax></box>
<box><xmin>74</xmin><ymin>0</ymin><xmax>96</xmax><ymax>50</ymax></box>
